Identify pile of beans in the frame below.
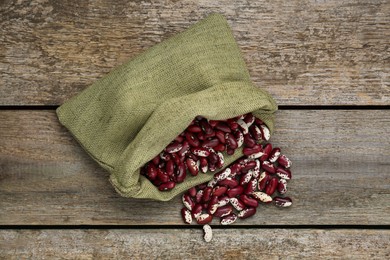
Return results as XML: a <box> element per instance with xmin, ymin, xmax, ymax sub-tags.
<box><xmin>141</xmin><ymin>113</ymin><xmax>272</xmax><ymax>191</ymax></box>
<box><xmin>180</xmin><ymin>148</ymin><xmax>292</xmax><ymax>226</ymax></box>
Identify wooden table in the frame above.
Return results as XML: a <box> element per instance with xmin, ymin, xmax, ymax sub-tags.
<box><xmin>1</xmin><ymin>0</ymin><xmax>389</xmax><ymax>258</ymax></box>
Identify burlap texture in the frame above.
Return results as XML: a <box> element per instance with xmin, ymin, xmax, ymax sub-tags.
<box><xmin>56</xmin><ymin>13</ymin><xmax>277</xmax><ymax>201</ymax></box>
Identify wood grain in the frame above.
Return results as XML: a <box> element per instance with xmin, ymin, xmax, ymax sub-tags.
<box><xmin>1</xmin><ymin>110</ymin><xmax>389</xmax><ymax>225</ymax></box>
<box><xmin>0</xmin><ymin>0</ymin><xmax>389</xmax><ymax>105</ymax></box>
<box><xmin>0</xmin><ymin>229</ymin><xmax>389</xmax><ymax>259</ymax></box>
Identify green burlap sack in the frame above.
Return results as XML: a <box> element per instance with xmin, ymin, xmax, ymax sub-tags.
<box><xmin>56</xmin><ymin>13</ymin><xmax>277</xmax><ymax>201</ymax></box>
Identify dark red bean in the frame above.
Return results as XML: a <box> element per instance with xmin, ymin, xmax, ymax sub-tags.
<box><xmin>227</xmin><ymin>186</ymin><xmax>244</xmax><ymax>198</ymax></box>
<box><xmin>177</xmin><ymin>141</ymin><xmax>190</xmax><ymax>157</ymax></box>
<box><xmin>258</xmin><ymin>171</ymin><xmax>270</xmax><ymax>191</ymax></box>
<box><xmin>187</xmin><ymin>125</ymin><xmax>202</xmax><ymax>133</ymax></box>
<box><xmin>202</xmin><ymin>138</ymin><xmax>220</xmax><ymax>148</ymax></box>
<box><xmin>214</xmin><ymin>205</ymin><xmax>234</xmax><ymax>218</ymax></box>
<box><xmin>188</xmin><ymin>186</ymin><xmax>197</xmax><ymax>197</ymax></box>
<box><xmin>200</xmin><ymin>157</ymin><xmax>208</xmax><ymax>173</ymax></box>
<box><xmin>157</xmin><ymin>169</ymin><xmax>169</xmax><ymax>183</ymax></box>
<box><xmin>185</xmin><ymin>132</ymin><xmax>200</xmax><ymax>147</ymax></box>
<box><xmin>243</xmin><ymin>145</ymin><xmax>262</xmax><ymax>156</ymax></box>
<box><xmin>241</xmin><ymin>160</ymin><xmax>257</xmax><ymax>171</ymax></box>
<box><xmin>213</xmin><ymin>143</ymin><xmax>226</xmax><ymax>152</ymax></box>
<box><xmin>265</xmin><ymin>177</ymin><xmax>278</xmax><ymax>196</ymax></box>
<box><xmin>225</xmin><ymin>133</ymin><xmax>238</xmax><ymax>149</ymax></box>
<box><xmin>158</xmin><ymin>181</ymin><xmax>175</xmax><ymax>191</ymax></box>
<box><xmin>165</xmin><ymin>142</ymin><xmax>183</xmax><ymax>153</ymax></box>
<box><xmin>227</xmin><ymin>147</ymin><xmax>235</xmax><ymax>155</ymax></box>
<box><xmin>215</xmin><ymin>130</ymin><xmax>227</xmax><ymax>144</ymax></box>
<box><xmin>218</xmin><ymin>177</ymin><xmax>239</xmax><ymax>188</ymax></box>
<box><xmin>165</xmin><ymin>160</ymin><xmax>175</xmax><ymax>176</ymax></box>
<box><xmin>213</xmin><ymin>186</ymin><xmax>228</xmax><ymax>197</ymax></box>
<box><xmin>174</xmin><ymin>135</ymin><xmax>184</xmax><ymax>143</ymax></box>
<box><xmin>244</xmin><ymin>113</ymin><xmax>255</xmax><ymax>126</ymax></box>
<box><xmin>240</xmin><ymin>194</ymin><xmax>259</xmax><ymax>208</ymax></box>
<box><xmin>146</xmin><ymin>163</ymin><xmax>158</xmax><ymax>181</ymax></box>
<box><xmin>260</xmin><ymin>143</ymin><xmax>273</xmax><ymax>161</ymax></box>
<box><xmin>244</xmin><ymin>134</ymin><xmax>256</xmax><ymax>148</ymax></box>
<box><xmin>262</xmin><ymin>160</ymin><xmax>276</xmax><ymax>174</ymax></box>
<box><xmin>175</xmin><ymin>163</ymin><xmax>186</xmax><ymax>183</ymax></box>
<box><xmin>215</xmin><ymin>122</ymin><xmax>232</xmax><ymax>133</ymax></box>
<box><xmin>203</xmin><ymin>187</ymin><xmax>213</xmax><ymax>202</ymax></box>
<box><xmin>192</xmin><ymin>204</ymin><xmax>203</xmax><ymax>219</ymax></box>
<box><xmin>152</xmin><ymin>155</ymin><xmax>160</xmax><ymax>166</ymax></box>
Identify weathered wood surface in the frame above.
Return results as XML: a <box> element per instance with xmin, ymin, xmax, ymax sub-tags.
<box><xmin>0</xmin><ymin>229</ymin><xmax>389</xmax><ymax>259</ymax></box>
<box><xmin>0</xmin><ymin>0</ymin><xmax>389</xmax><ymax>105</ymax></box>
<box><xmin>1</xmin><ymin>110</ymin><xmax>389</xmax><ymax>225</ymax></box>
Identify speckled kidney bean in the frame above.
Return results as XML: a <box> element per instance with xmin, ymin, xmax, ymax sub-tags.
<box><xmin>277</xmin><ymin>154</ymin><xmax>292</xmax><ymax>168</ymax></box>
<box><xmin>214</xmin><ymin>205</ymin><xmax>234</xmax><ymax>218</ymax></box>
<box><xmin>181</xmin><ymin>208</ymin><xmax>192</xmax><ymax>224</ymax></box>
<box><xmin>274</xmin><ymin>196</ymin><xmax>292</xmax><ymax>207</ymax></box>
<box><xmin>238</xmin><ymin>207</ymin><xmax>256</xmax><ymax>219</ymax></box>
<box><xmin>240</xmin><ymin>194</ymin><xmax>259</xmax><ymax>208</ymax></box>
<box><xmin>196</xmin><ymin>213</ymin><xmax>213</xmax><ymax>225</ymax></box>
<box><xmin>268</xmin><ymin>147</ymin><xmax>281</xmax><ymax>163</ymax></box>
<box><xmin>276</xmin><ymin>167</ymin><xmax>292</xmax><ymax>180</ymax></box>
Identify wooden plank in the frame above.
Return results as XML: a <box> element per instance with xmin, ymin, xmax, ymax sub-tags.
<box><xmin>1</xmin><ymin>110</ymin><xmax>389</xmax><ymax>225</ymax></box>
<box><xmin>0</xmin><ymin>0</ymin><xmax>388</xmax><ymax>105</ymax></box>
<box><xmin>0</xmin><ymin>229</ymin><xmax>389</xmax><ymax>259</ymax></box>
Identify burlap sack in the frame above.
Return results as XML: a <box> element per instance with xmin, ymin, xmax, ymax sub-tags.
<box><xmin>56</xmin><ymin>13</ymin><xmax>277</xmax><ymax>201</ymax></box>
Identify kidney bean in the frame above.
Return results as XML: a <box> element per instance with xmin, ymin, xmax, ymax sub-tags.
<box><xmin>185</xmin><ymin>132</ymin><xmax>200</xmax><ymax>147</ymax></box>
<box><xmin>214</xmin><ymin>168</ymin><xmax>231</xmax><ymax>182</ymax></box>
<box><xmin>259</xmin><ymin>124</ymin><xmax>270</xmax><ymax>141</ymax></box>
<box><xmin>252</xmin><ymin>191</ymin><xmax>273</xmax><ymax>203</ymax></box>
<box><xmin>195</xmin><ymin>190</ymin><xmax>204</xmax><ymax>203</ymax></box>
<box><xmin>216</xmin><ymin>152</ymin><xmax>225</xmax><ymax>168</ymax></box>
<box><xmin>192</xmin><ymin>204</ymin><xmax>202</xmax><ymax>219</ymax></box>
<box><xmin>214</xmin><ymin>205</ymin><xmax>234</xmax><ymax>218</ymax></box>
<box><xmin>260</xmin><ymin>143</ymin><xmax>273</xmax><ymax>161</ymax></box>
<box><xmin>160</xmin><ymin>151</ymin><xmax>171</xmax><ymax>161</ymax></box>
<box><xmin>243</xmin><ymin>144</ymin><xmax>262</xmax><ymax>157</ymax></box>
<box><xmin>244</xmin><ymin>134</ymin><xmax>257</xmax><ymax>148</ymax></box>
<box><xmin>276</xmin><ymin>167</ymin><xmax>292</xmax><ymax>180</ymax></box>
<box><xmin>218</xmin><ymin>195</ymin><xmax>231</xmax><ymax>207</ymax></box>
<box><xmin>177</xmin><ymin>141</ymin><xmax>190</xmax><ymax>158</ymax></box>
<box><xmin>197</xmin><ymin>131</ymin><xmax>205</xmax><ymax>141</ymax></box>
<box><xmin>238</xmin><ymin>207</ymin><xmax>256</xmax><ymax>219</ymax></box>
<box><xmin>268</xmin><ymin>147</ymin><xmax>281</xmax><ymax>163</ymax></box>
<box><xmin>214</xmin><ymin>122</ymin><xmax>232</xmax><ymax>133</ymax></box>
<box><xmin>197</xmin><ymin>213</ymin><xmax>213</xmax><ymax>225</ymax></box>
<box><xmin>227</xmin><ymin>186</ymin><xmax>244</xmax><ymax>198</ymax></box>
<box><xmin>221</xmin><ymin>213</ymin><xmax>238</xmax><ymax>225</ymax></box>
<box><xmin>244</xmin><ymin>113</ymin><xmax>255</xmax><ymax>127</ymax></box>
<box><xmin>213</xmin><ymin>143</ymin><xmax>226</xmax><ymax>152</ymax></box>
<box><xmin>236</xmin><ymin>119</ymin><xmax>249</xmax><ymax>134</ymax></box>
<box><xmin>202</xmin><ymin>187</ymin><xmax>213</xmax><ymax>202</ymax></box>
<box><xmin>199</xmin><ymin>157</ymin><xmax>208</xmax><ymax>173</ymax></box>
<box><xmin>240</xmin><ymin>194</ymin><xmax>259</xmax><ymax>208</ymax></box>
<box><xmin>215</xmin><ymin>130</ymin><xmax>226</xmax><ymax>144</ymax></box>
<box><xmin>146</xmin><ymin>163</ymin><xmax>158</xmax><ymax>181</ymax></box>
<box><xmin>227</xmin><ymin>119</ymin><xmax>239</xmax><ymax>131</ymax></box>
<box><xmin>174</xmin><ymin>135</ymin><xmax>184</xmax><ymax>143</ymax></box>
<box><xmin>265</xmin><ymin>177</ymin><xmax>278</xmax><ymax>196</ymax></box>
<box><xmin>258</xmin><ymin>171</ymin><xmax>270</xmax><ymax>191</ymax></box>
<box><xmin>208</xmin><ymin>120</ymin><xmax>219</xmax><ymax>128</ymax></box>
<box><xmin>227</xmin><ymin>147</ymin><xmax>235</xmax><ymax>155</ymax></box>
<box><xmin>209</xmin><ymin>163</ymin><xmax>217</xmax><ymax>172</ymax></box>
<box><xmin>187</xmin><ymin>125</ymin><xmax>202</xmax><ymax>133</ymax></box>
<box><xmin>182</xmin><ymin>193</ymin><xmax>195</xmax><ymax>210</ymax></box>
<box><xmin>175</xmin><ymin>163</ymin><xmax>186</xmax><ymax>183</ymax></box>
<box><xmin>229</xmin><ymin>163</ymin><xmax>242</xmax><ymax>178</ymax></box>
<box><xmin>186</xmin><ymin>158</ymin><xmax>199</xmax><ymax>176</ymax></box>
<box><xmin>225</xmin><ymin>132</ymin><xmax>238</xmax><ymax>149</ymax></box>
<box><xmin>158</xmin><ymin>181</ymin><xmax>175</xmax><ymax>191</ymax></box>
<box><xmin>208</xmin><ymin>196</ymin><xmax>220</xmax><ymax>215</ymax></box>
<box><xmin>274</xmin><ymin>196</ymin><xmax>292</xmax><ymax>207</ymax></box>
<box><xmin>261</xmin><ymin>160</ymin><xmax>276</xmax><ymax>174</ymax></box>
<box><xmin>241</xmin><ymin>160</ymin><xmax>257</xmax><ymax>171</ymax></box>
<box><xmin>157</xmin><ymin>169</ymin><xmax>169</xmax><ymax>183</ymax></box>
<box><xmin>165</xmin><ymin>142</ymin><xmax>183</xmax><ymax>153</ymax></box>
<box><xmin>239</xmin><ymin>171</ymin><xmax>253</xmax><ymax>186</ymax></box>
<box><xmin>229</xmin><ymin>197</ymin><xmax>246</xmax><ymax>211</ymax></box>
<box><xmin>188</xmin><ymin>186</ymin><xmax>197</xmax><ymax>197</ymax></box>
<box><xmin>249</xmin><ymin>125</ymin><xmax>262</xmax><ymax>141</ymax></box>
<box><xmin>203</xmin><ymin>224</ymin><xmax>213</xmax><ymax>242</ymax></box>
<box><xmin>277</xmin><ymin>154</ymin><xmax>292</xmax><ymax>168</ymax></box>
<box><xmin>218</xmin><ymin>177</ymin><xmax>239</xmax><ymax>188</ymax></box>
<box><xmin>252</xmin><ymin>160</ymin><xmax>261</xmax><ymax>178</ymax></box>
<box><xmin>166</xmin><ymin>160</ymin><xmax>175</xmax><ymax>176</ymax></box>
<box><xmin>200</xmin><ymin>119</ymin><xmax>213</xmax><ymax>135</ymax></box>
<box><xmin>278</xmin><ymin>179</ymin><xmax>287</xmax><ymax>194</ymax></box>
<box><xmin>234</xmin><ymin>129</ymin><xmax>244</xmax><ymax>148</ymax></box>
<box><xmin>191</xmin><ymin>147</ymin><xmax>210</xmax><ymax>157</ymax></box>
<box><xmin>202</xmin><ymin>138</ymin><xmax>220</xmax><ymax>148</ymax></box>
<box><xmin>171</xmin><ymin>153</ymin><xmax>181</xmax><ymax>166</ymax></box>
<box><xmin>245</xmin><ymin>177</ymin><xmax>258</xmax><ymax>195</ymax></box>
<box><xmin>152</xmin><ymin>154</ymin><xmax>160</xmax><ymax>166</ymax></box>
<box><xmin>181</xmin><ymin>208</ymin><xmax>193</xmax><ymax>224</ymax></box>
<box><xmin>213</xmin><ymin>186</ymin><xmax>228</xmax><ymax>197</ymax></box>
<box><xmin>207</xmin><ymin>178</ymin><xmax>218</xmax><ymax>188</ymax></box>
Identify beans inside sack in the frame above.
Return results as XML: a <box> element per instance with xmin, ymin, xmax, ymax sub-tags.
<box><xmin>142</xmin><ymin>113</ymin><xmax>272</xmax><ymax>190</ymax></box>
